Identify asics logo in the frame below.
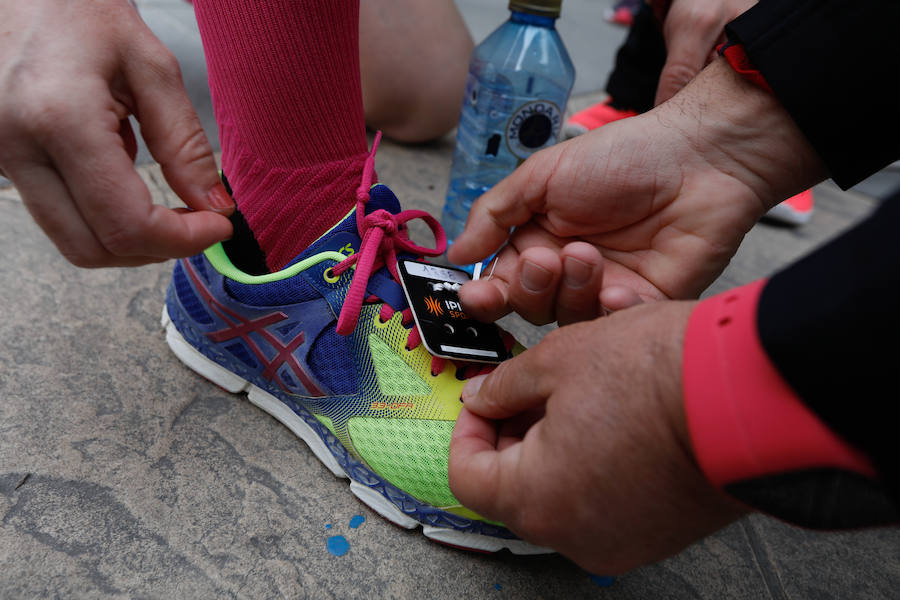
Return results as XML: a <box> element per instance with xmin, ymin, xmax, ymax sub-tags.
<box><xmin>181</xmin><ymin>259</ymin><xmax>325</xmax><ymax>397</ymax></box>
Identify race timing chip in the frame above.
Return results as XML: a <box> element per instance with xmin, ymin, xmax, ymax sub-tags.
<box><xmin>397</xmin><ymin>260</ymin><xmax>506</xmax><ymax>363</ymax></box>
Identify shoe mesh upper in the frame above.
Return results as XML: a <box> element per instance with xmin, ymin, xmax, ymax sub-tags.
<box><xmin>173</xmin><ymin>262</ymin><xmax>214</xmax><ymax>325</ymax></box>
<box><xmin>349</xmin><ymin>417</ymin><xmax>458</xmax><ymax>507</ymax></box>
<box><xmin>368</xmin><ymin>333</ymin><xmax>431</xmax><ymax>396</ymax></box>
<box><xmin>224</xmin><ymin>275</ymin><xmax>320</xmax><ymax>307</ymax></box>
<box><xmin>308</xmin><ymin>325</ymin><xmax>356</xmax><ymax>395</ymax></box>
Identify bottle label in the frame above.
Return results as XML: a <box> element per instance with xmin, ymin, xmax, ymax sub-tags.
<box><xmin>505</xmin><ymin>100</ymin><xmax>563</xmax><ymax>160</ymax></box>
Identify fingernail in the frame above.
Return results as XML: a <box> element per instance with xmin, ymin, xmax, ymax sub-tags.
<box><xmin>564</xmin><ymin>256</ymin><xmax>592</xmax><ymax>288</ymax></box>
<box><xmin>462</xmin><ymin>375</ymin><xmax>487</xmax><ymax>402</ymax></box>
<box><xmin>207</xmin><ymin>182</ymin><xmax>234</xmax><ymax>213</ymax></box>
<box><xmin>521</xmin><ymin>260</ymin><xmax>552</xmax><ymax>292</ymax></box>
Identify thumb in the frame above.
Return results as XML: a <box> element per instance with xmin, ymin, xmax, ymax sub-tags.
<box><xmin>123</xmin><ymin>40</ymin><xmax>234</xmax><ymax>216</ymax></box>
<box><xmin>461</xmin><ymin>347</ymin><xmax>551</xmax><ymax>420</ymax></box>
<box><xmin>447</xmin><ymin>145</ymin><xmax>560</xmax><ymax>266</ymax></box>
<box><xmin>655</xmin><ymin>10</ymin><xmax>725</xmax><ymax>106</ymax></box>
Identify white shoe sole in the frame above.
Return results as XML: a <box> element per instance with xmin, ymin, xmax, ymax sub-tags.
<box><xmin>764</xmin><ymin>202</ymin><xmax>813</xmax><ymax>226</ymax></box>
<box><xmin>162</xmin><ymin>306</ymin><xmax>551</xmax><ymax>555</ymax></box>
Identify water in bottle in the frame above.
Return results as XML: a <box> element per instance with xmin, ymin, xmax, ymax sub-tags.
<box><xmin>442</xmin><ymin>0</ymin><xmax>576</xmax><ymax>252</ymax></box>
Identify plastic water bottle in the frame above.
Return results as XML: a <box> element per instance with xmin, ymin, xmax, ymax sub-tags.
<box><xmin>442</xmin><ymin>0</ymin><xmax>575</xmax><ymax>249</ymax></box>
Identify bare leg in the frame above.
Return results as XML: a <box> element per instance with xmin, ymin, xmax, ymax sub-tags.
<box><xmin>359</xmin><ymin>0</ymin><xmax>473</xmax><ymax>143</ymax></box>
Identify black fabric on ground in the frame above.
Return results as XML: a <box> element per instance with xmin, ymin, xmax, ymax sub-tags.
<box><xmin>726</xmin><ymin>0</ymin><xmax>900</xmax><ymax>188</ymax></box>
<box><xmin>758</xmin><ymin>192</ymin><xmax>900</xmax><ymax>509</ymax></box>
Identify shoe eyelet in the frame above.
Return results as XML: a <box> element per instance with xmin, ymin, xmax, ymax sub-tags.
<box><xmin>374</xmin><ymin>315</ymin><xmax>390</xmax><ymax>328</ymax></box>
<box><xmin>323</xmin><ymin>267</ymin><xmax>340</xmax><ymax>284</ymax></box>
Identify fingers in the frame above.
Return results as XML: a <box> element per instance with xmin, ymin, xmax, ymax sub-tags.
<box><xmin>459</xmin><ymin>239</ymin><xmax>604</xmax><ymax>326</ymax></box>
<box><xmin>556</xmin><ymin>242</ymin><xmax>604</xmax><ymax>325</ymax></box>
<box><xmin>12</xmin><ymin>161</ymin><xmax>165</xmax><ymax>267</ymax></box>
<box><xmin>40</xmin><ymin>82</ymin><xmax>233</xmax><ymax>262</ymax></box>
<box><xmin>121</xmin><ymin>34</ymin><xmax>234</xmax><ymax>215</ymax></box>
<box><xmin>655</xmin><ymin>4</ymin><xmax>729</xmax><ymax>105</ymax></box>
<box><xmin>449</xmin><ymin>407</ymin><xmax>520</xmax><ymax>521</ymax></box>
<box><xmin>0</xmin><ymin>3</ymin><xmax>231</xmax><ymax>269</ymax></box>
<box><xmin>458</xmin><ymin>277</ymin><xmax>512</xmax><ymax>323</ymax></box>
<box><xmin>508</xmin><ymin>246</ymin><xmax>562</xmax><ymax>325</ymax></box>
<box><xmin>451</xmin><ymin>346</ymin><xmax>554</xmax><ymax>522</ymax></box>
<box><xmin>600</xmin><ymin>286</ymin><xmax>645</xmax><ymax>313</ymax></box>
<box><xmin>461</xmin><ymin>351</ymin><xmax>551</xmax><ymax>419</ymax></box>
<box><xmin>447</xmin><ymin>145</ymin><xmax>559</xmax><ymax>265</ymax></box>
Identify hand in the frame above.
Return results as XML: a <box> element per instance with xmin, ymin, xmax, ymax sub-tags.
<box><xmin>0</xmin><ymin>0</ymin><xmax>233</xmax><ymax>268</ymax></box>
<box><xmin>448</xmin><ymin>60</ymin><xmax>826</xmax><ymax>325</ymax></box>
<box><xmin>655</xmin><ymin>0</ymin><xmax>757</xmax><ymax>105</ymax></box>
<box><xmin>448</xmin><ymin>301</ymin><xmax>746</xmax><ymax>573</ymax></box>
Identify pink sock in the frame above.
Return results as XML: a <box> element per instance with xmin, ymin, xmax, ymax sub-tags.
<box><xmin>193</xmin><ymin>0</ymin><xmax>369</xmax><ymax>271</ymax></box>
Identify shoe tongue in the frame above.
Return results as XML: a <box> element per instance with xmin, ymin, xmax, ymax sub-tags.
<box><xmin>366</xmin><ymin>184</ymin><xmax>402</xmax><ymax>215</ymax></box>
<box><xmin>289</xmin><ymin>184</ymin><xmax>403</xmax><ymax>263</ymax></box>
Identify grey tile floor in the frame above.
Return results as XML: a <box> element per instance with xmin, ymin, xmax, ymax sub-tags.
<box><xmin>1</xmin><ymin>1</ymin><xmax>898</xmax><ymax>598</ymax></box>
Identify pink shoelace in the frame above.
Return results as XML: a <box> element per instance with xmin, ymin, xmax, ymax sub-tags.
<box><xmin>330</xmin><ymin>133</ymin><xmax>505</xmax><ymax>378</ymax></box>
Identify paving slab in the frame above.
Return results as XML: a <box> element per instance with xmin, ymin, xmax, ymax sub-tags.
<box><xmin>2</xmin><ymin>125</ymin><xmax>898</xmax><ymax>598</ymax></box>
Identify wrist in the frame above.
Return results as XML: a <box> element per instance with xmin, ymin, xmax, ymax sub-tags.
<box><xmin>646</xmin><ymin>300</ymin><xmax>700</xmax><ymax>469</ymax></box>
<box><xmin>656</xmin><ymin>59</ymin><xmax>827</xmax><ymax>211</ymax></box>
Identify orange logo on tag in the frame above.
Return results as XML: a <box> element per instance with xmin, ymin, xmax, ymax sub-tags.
<box><xmin>424</xmin><ymin>296</ymin><xmax>444</xmax><ymax>316</ymax></box>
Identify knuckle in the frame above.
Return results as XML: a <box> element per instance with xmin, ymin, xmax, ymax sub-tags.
<box><xmin>144</xmin><ymin>46</ymin><xmax>183</xmax><ymax>87</ymax></box>
<box><xmin>692</xmin><ymin>8</ymin><xmax>722</xmax><ymax>31</ymax></box>
<box><xmin>479</xmin><ymin>366</ymin><xmax>512</xmax><ymax>411</ymax></box>
<box><xmin>662</xmin><ymin>62</ymin><xmax>697</xmax><ymax>88</ymax></box>
<box><xmin>167</xmin><ymin>124</ymin><xmax>212</xmax><ymax>167</ymax></box>
<box><xmin>15</xmin><ymin>83</ymin><xmax>79</xmax><ymax>139</ymax></box>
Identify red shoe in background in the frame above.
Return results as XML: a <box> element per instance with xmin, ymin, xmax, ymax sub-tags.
<box><xmin>765</xmin><ymin>189</ymin><xmax>815</xmax><ymax>226</ymax></box>
<box><xmin>564</xmin><ymin>98</ymin><xmax>638</xmax><ymax>139</ymax></box>
<box><xmin>603</xmin><ymin>0</ymin><xmax>642</xmax><ymax>27</ymax></box>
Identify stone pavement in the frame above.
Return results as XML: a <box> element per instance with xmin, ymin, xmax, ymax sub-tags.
<box><xmin>2</xmin><ymin>2</ymin><xmax>899</xmax><ymax>599</ymax></box>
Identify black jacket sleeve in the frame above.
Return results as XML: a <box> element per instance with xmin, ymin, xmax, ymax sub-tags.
<box><xmin>758</xmin><ymin>194</ymin><xmax>900</xmax><ymax>510</ymax></box>
<box><xmin>721</xmin><ymin>0</ymin><xmax>900</xmax><ymax>521</ymax></box>
<box><xmin>726</xmin><ymin>0</ymin><xmax>900</xmax><ymax>188</ymax></box>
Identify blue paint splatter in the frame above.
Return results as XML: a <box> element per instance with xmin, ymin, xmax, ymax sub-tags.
<box><xmin>589</xmin><ymin>574</ymin><xmax>615</xmax><ymax>587</ymax></box>
<box><xmin>325</xmin><ymin>523</ymin><xmax>332</xmax><ymax>530</ymax></box>
<box><xmin>349</xmin><ymin>515</ymin><xmax>366</xmax><ymax>529</ymax></box>
<box><xmin>494</xmin><ymin>583</ymin><xmax>502</xmax><ymax>591</ymax></box>
<box><xmin>326</xmin><ymin>535</ymin><xmax>350</xmax><ymax>557</ymax></box>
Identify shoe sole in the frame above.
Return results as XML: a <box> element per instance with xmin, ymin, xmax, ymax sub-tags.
<box><xmin>563</xmin><ymin>123</ymin><xmax>588</xmax><ymax>140</ymax></box>
<box><xmin>162</xmin><ymin>305</ymin><xmax>551</xmax><ymax>555</ymax></box>
<box><xmin>763</xmin><ymin>202</ymin><xmax>813</xmax><ymax>226</ymax></box>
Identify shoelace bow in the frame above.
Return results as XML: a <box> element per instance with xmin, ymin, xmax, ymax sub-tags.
<box><xmin>331</xmin><ymin>133</ymin><xmax>508</xmax><ymax>378</ymax></box>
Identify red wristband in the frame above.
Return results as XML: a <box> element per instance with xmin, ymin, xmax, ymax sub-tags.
<box><xmin>716</xmin><ymin>41</ymin><xmax>774</xmax><ymax>95</ymax></box>
<box><xmin>683</xmin><ymin>280</ymin><xmax>875</xmax><ymax>490</ymax></box>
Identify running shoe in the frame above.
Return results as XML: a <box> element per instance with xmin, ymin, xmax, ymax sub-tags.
<box><xmin>603</xmin><ymin>0</ymin><xmax>642</xmax><ymax>27</ymax></box>
<box><xmin>564</xmin><ymin>98</ymin><xmax>638</xmax><ymax>139</ymax></box>
<box><xmin>162</xmin><ymin>136</ymin><xmax>547</xmax><ymax>554</ymax></box>
<box><xmin>764</xmin><ymin>189</ymin><xmax>815</xmax><ymax>226</ymax></box>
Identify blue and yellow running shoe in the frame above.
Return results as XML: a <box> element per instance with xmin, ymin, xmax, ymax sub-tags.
<box><xmin>162</xmin><ymin>142</ymin><xmax>547</xmax><ymax>554</ymax></box>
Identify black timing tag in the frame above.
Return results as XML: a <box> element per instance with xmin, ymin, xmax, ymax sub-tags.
<box><xmin>397</xmin><ymin>260</ymin><xmax>507</xmax><ymax>363</ymax></box>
